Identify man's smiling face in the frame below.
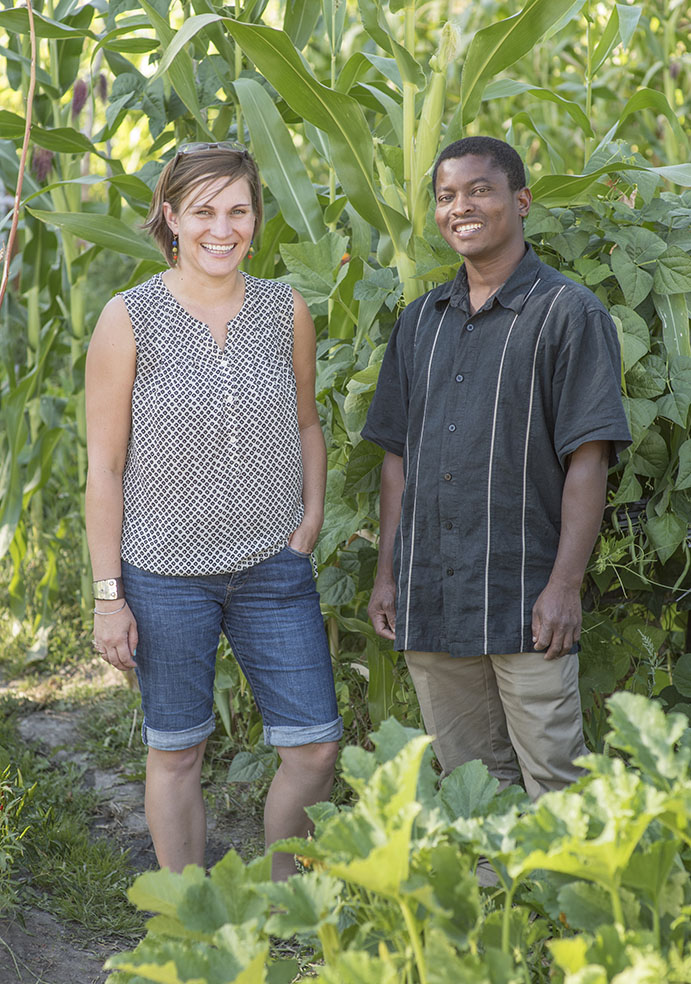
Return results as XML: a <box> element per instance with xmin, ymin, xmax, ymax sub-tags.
<box><xmin>434</xmin><ymin>154</ymin><xmax>531</xmax><ymax>265</ymax></box>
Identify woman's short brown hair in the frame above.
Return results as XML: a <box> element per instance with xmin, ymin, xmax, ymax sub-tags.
<box><xmin>144</xmin><ymin>145</ymin><xmax>263</xmax><ymax>266</ymax></box>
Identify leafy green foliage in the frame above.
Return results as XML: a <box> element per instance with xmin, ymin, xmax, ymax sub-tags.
<box><xmin>110</xmin><ymin>694</ymin><xmax>691</xmax><ymax>982</ymax></box>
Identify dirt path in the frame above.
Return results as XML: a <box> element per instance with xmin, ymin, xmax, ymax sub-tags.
<box><xmin>0</xmin><ymin>659</ymin><xmax>263</xmax><ymax>984</ymax></box>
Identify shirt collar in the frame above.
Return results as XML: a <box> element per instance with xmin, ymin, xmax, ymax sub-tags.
<box><xmin>435</xmin><ymin>245</ymin><xmax>542</xmax><ymax>315</ymax></box>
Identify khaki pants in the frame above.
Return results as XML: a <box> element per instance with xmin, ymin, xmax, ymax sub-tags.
<box><xmin>405</xmin><ymin>650</ymin><xmax>587</xmax><ymax>801</ymax></box>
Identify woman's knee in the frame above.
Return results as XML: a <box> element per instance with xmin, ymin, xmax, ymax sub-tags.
<box><xmin>147</xmin><ymin>740</ymin><xmax>206</xmax><ymax>778</ymax></box>
<box><xmin>278</xmin><ymin>740</ymin><xmax>339</xmax><ymax>777</ymax></box>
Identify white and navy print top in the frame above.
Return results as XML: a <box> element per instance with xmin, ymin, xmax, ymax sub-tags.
<box><xmin>119</xmin><ymin>273</ymin><xmax>304</xmax><ymax>576</ymax></box>
<box><xmin>362</xmin><ymin>247</ymin><xmax>632</xmax><ymax>657</ymax></box>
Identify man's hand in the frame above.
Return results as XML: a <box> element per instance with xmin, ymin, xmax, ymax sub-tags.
<box><xmin>532</xmin><ymin>581</ymin><xmax>581</xmax><ymax>660</ymax></box>
<box><xmin>368</xmin><ymin>575</ymin><xmax>397</xmax><ymax>640</ymax></box>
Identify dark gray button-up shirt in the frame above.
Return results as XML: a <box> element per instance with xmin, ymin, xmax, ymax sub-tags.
<box><xmin>362</xmin><ymin>247</ymin><xmax>632</xmax><ymax>656</ymax></box>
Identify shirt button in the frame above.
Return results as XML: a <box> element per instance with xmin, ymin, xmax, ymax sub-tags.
<box><xmin>466</xmin><ymin>323</ymin><xmax>474</xmax><ymax>332</ymax></box>
<box><xmin>444</xmin><ymin>521</ymin><xmax>453</xmax><ymax>530</ymax></box>
<box><xmin>443</xmin><ymin>473</ymin><xmax>452</xmax><ymax>481</ymax></box>
<box><xmin>221</xmin><ymin>357</ymin><xmax>228</xmax><ymax>366</ymax></box>
<box><xmin>448</xmin><ymin>423</ymin><xmax>456</xmax><ymax>432</ymax></box>
<box><xmin>455</xmin><ymin>374</ymin><xmax>464</xmax><ymax>383</ymax></box>
<box><xmin>225</xmin><ymin>394</ymin><xmax>234</xmax><ymax>405</ymax></box>
<box><xmin>446</xmin><ymin>568</ymin><xmax>454</xmax><ymax>576</ymax></box>
<box><xmin>228</xmin><ymin>436</ymin><xmax>237</xmax><ymax>445</ymax></box>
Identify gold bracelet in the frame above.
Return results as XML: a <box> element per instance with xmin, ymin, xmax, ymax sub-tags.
<box><xmin>92</xmin><ymin>577</ymin><xmax>125</xmax><ymax>600</ymax></box>
<box><xmin>93</xmin><ymin>601</ymin><xmax>127</xmax><ymax>615</ymax></box>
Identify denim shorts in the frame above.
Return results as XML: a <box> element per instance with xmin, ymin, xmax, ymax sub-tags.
<box><xmin>121</xmin><ymin>547</ymin><xmax>343</xmax><ymax>751</ymax></box>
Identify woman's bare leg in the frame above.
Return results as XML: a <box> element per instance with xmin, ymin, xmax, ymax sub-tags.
<box><xmin>145</xmin><ymin>740</ymin><xmax>207</xmax><ymax>871</ymax></box>
<box><xmin>264</xmin><ymin>741</ymin><xmax>339</xmax><ymax>881</ymax></box>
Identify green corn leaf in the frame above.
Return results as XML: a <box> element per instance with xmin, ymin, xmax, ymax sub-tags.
<box><xmin>26</xmin><ymin>209</ymin><xmax>164</xmax><ymax>263</ymax></box>
<box><xmin>283</xmin><ymin>0</ymin><xmax>321</xmax><ymax>49</ymax></box>
<box><xmin>591</xmin><ymin>4</ymin><xmax>642</xmax><ymax>75</ymax></box>
<box><xmin>0</xmin><ymin>7</ymin><xmax>96</xmax><ymax>39</ymax></box>
<box><xmin>0</xmin><ymin>110</ymin><xmax>26</xmax><ymax>140</ymax></box>
<box><xmin>234</xmin><ymin>78</ymin><xmax>326</xmax><ymax>242</ymax></box>
<box><xmin>461</xmin><ymin>0</ymin><xmax>584</xmax><ymax>126</ymax></box>
<box><xmin>653</xmin><ymin>292</ymin><xmax>690</xmax><ymax>359</ymax></box>
<box><xmin>367</xmin><ymin>643</ymin><xmax>396</xmax><ymax>726</ymax></box>
<box><xmin>137</xmin><ymin>1</ymin><xmax>213</xmax><ymax>138</ymax></box>
<box><xmin>482</xmin><ymin>79</ymin><xmax>593</xmax><ymax>137</ymax></box>
<box><xmin>323</xmin><ymin>0</ymin><xmax>347</xmax><ymax>54</ymax></box>
<box><xmin>616</xmin><ymin>87</ymin><xmax>688</xmax><ymax>151</ymax></box>
<box><xmin>223</xmin><ymin>18</ymin><xmax>409</xmax><ymax>243</ymax></box>
<box><xmin>356</xmin><ymin>0</ymin><xmax>425</xmax><ymax>88</ymax></box>
<box><xmin>532</xmin><ymin>162</ymin><xmax>691</xmax><ymax>204</ymax></box>
<box><xmin>145</xmin><ymin>13</ymin><xmax>221</xmax><ymax>84</ymax></box>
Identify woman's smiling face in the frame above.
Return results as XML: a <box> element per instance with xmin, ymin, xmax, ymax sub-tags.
<box><xmin>163</xmin><ymin>175</ymin><xmax>255</xmax><ymax>279</ymax></box>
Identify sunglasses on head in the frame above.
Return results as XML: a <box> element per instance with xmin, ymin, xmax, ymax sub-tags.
<box><xmin>177</xmin><ymin>140</ymin><xmax>247</xmax><ymax>155</ymax></box>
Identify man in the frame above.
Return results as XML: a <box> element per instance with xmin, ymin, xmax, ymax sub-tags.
<box><xmin>363</xmin><ymin>137</ymin><xmax>631</xmax><ymax>799</ymax></box>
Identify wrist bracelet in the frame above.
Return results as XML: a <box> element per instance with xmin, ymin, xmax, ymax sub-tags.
<box><xmin>93</xmin><ymin>600</ymin><xmax>127</xmax><ymax>615</ymax></box>
<box><xmin>92</xmin><ymin>577</ymin><xmax>125</xmax><ymax>601</ymax></box>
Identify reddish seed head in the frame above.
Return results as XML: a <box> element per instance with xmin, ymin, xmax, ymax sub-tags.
<box><xmin>97</xmin><ymin>73</ymin><xmax>108</xmax><ymax>103</ymax></box>
<box><xmin>71</xmin><ymin>79</ymin><xmax>88</xmax><ymax>119</ymax></box>
<box><xmin>32</xmin><ymin>147</ymin><xmax>55</xmax><ymax>182</ymax></box>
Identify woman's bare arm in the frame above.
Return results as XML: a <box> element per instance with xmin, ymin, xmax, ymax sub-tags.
<box><xmin>84</xmin><ymin>295</ymin><xmax>138</xmax><ymax>670</ymax></box>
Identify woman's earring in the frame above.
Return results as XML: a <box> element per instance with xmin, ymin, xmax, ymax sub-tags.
<box><xmin>247</xmin><ymin>238</ymin><xmax>254</xmax><ymax>260</ymax></box>
<box><xmin>171</xmin><ymin>235</ymin><xmax>178</xmax><ymax>265</ymax></box>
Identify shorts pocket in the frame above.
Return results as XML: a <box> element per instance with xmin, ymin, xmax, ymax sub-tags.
<box><xmin>284</xmin><ymin>544</ymin><xmax>311</xmax><ymax>558</ymax></box>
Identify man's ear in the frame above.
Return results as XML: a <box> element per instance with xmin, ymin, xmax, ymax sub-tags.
<box><xmin>162</xmin><ymin>200</ymin><xmax>178</xmax><ymax>234</ymax></box>
<box><xmin>517</xmin><ymin>186</ymin><xmax>532</xmax><ymax>217</ymax></box>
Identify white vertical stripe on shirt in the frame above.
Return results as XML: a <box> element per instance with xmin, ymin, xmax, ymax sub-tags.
<box><xmin>402</xmin><ymin>301</ymin><xmax>450</xmax><ymax>649</ymax></box>
<box><xmin>483</xmin><ymin>312</ymin><xmax>521</xmax><ymax>653</ymax></box>
<box><xmin>519</xmin><ymin>283</ymin><xmax>566</xmax><ymax>648</ymax></box>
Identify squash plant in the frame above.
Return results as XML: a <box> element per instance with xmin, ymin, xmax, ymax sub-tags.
<box><xmin>106</xmin><ymin>692</ymin><xmax>691</xmax><ymax>983</ymax></box>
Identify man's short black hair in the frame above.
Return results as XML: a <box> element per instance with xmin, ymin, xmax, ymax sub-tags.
<box><xmin>432</xmin><ymin>137</ymin><xmax>526</xmax><ymax>194</ymax></box>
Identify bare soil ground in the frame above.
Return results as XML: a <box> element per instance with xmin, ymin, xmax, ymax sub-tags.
<box><xmin>0</xmin><ymin>659</ymin><xmax>263</xmax><ymax>984</ymax></box>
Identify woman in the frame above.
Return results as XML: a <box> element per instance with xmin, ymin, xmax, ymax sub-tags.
<box><xmin>85</xmin><ymin>142</ymin><xmax>342</xmax><ymax>880</ymax></box>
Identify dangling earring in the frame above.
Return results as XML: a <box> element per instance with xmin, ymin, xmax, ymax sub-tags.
<box><xmin>171</xmin><ymin>235</ymin><xmax>178</xmax><ymax>265</ymax></box>
<box><xmin>247</xmin><ymin>238</ymin><xmax>254</xmax><ymax>260</ymax></box>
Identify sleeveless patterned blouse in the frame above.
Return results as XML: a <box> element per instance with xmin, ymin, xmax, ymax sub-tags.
<box><xmin>119</xmin><ymin>273</ymin><xmax>304</xmax><ymax>576</ymax></box>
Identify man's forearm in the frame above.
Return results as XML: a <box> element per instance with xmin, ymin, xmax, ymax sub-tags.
<box><xmin>532</xmin><ymin>440</ymin><xmax>610</xmax><ymax>659</ymax></box>
<box><xmin>549</xmin><ymin>441</ymin><xmax>610</xmax><ymax>589</ymax></box>
<box><xmin>376</xmin><ymin>452</ymin><xmax>405</xmax><ymax>580</ymax></box>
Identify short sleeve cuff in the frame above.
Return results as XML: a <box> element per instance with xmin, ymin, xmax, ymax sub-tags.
<box><xmin>360</xmin><ymin>425</ymin><xmax>405</xmax><ymax>458</ymax></box>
